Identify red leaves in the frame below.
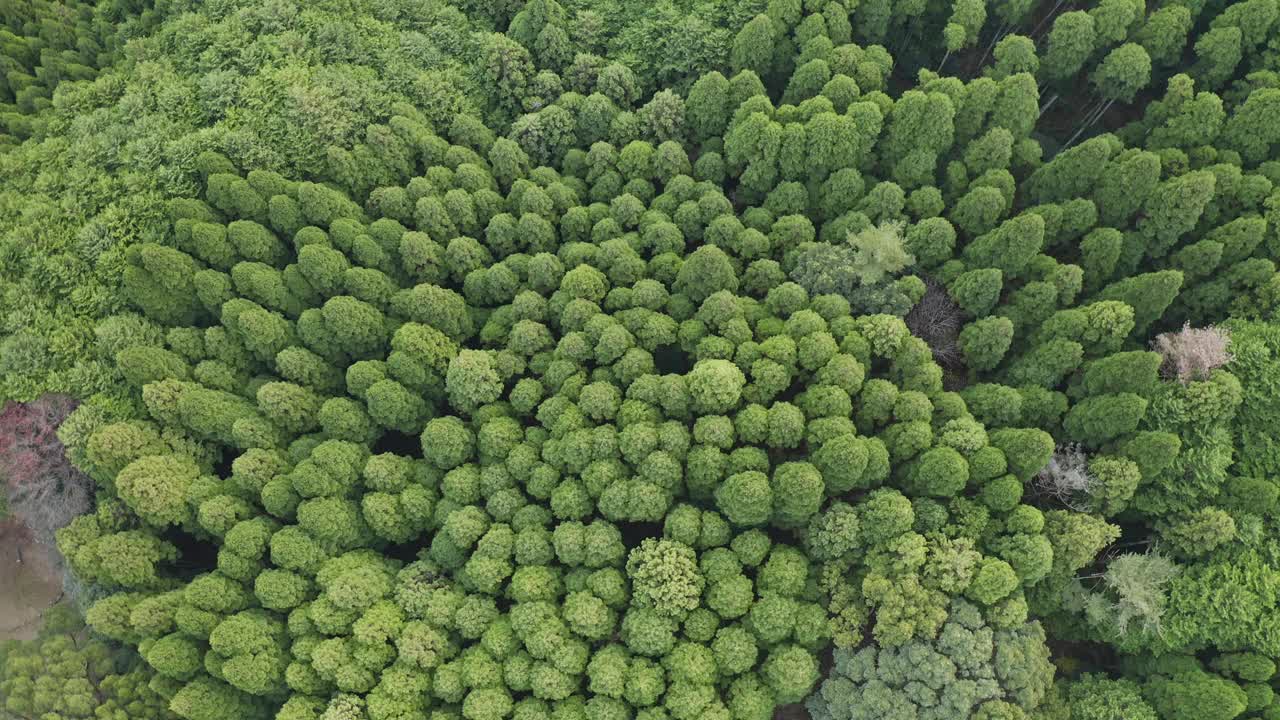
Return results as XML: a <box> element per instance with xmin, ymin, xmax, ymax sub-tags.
<box><xmin>0</xmin><ymin>394</ymin><xmax>92</xmax><ymax>548</ymax></box>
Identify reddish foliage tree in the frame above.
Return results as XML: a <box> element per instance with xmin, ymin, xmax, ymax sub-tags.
<box><xmin>0</xmin><ymin>394</ymin><xmax>92</xmax><ymax>552</ymax></box>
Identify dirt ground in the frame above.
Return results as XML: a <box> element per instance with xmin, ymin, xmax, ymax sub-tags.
<box><xmin>0</xmin><ymin>519</ymin><xmax>65</xmax><ymax>641</ymax></box>
<box><xmin>774</xmin><ymin>703</ymin><xmax>811</xmax><ymax>720</ymax></box>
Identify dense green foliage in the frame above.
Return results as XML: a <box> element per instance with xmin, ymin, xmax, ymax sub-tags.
<box><xmin>0</xmin><ymin>604</ymin><xmax>173</xmax><ymax>719</ymax></box>
<box><xmin>5</xmin><ymin>0</ymin><xmax>1280</xmax><ymax>719</ymax></box>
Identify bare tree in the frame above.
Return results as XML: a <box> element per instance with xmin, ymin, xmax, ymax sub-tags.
<box><xmin>1152</xmin><ymin>323</ymin><xmax>1233</xmax><ymax>384</ymax></box>
<box><xmin>905</xmin><ymin>276</ymin><xmax>964</xmax><ymax>370</ymax></box>
<box><xmin>1035</xmin><ymin>444</ymin><xmax>1093</xmax><ymax>510</ymax></box>
<box><xmin>0</xmin><ymin>395</ymin><xmax>93</xmax><ymax>559</ymax></box>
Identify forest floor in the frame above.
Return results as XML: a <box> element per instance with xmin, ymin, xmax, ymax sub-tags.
<box><xmin>774</xmin><ymin>703</ymin><xmax>811</xmax><ymax>720</ymax></box>
<box><xmin>0</xmin><ymin>520</ymin><xmax>64</xmax><ymax>641</ymax></box>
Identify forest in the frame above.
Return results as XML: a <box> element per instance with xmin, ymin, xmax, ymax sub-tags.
<box><xmin>2</xmin><ymin>0</ymin><xmax>1280</xmax><ymax>719</ymax></box>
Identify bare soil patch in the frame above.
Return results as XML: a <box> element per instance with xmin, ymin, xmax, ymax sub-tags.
<box><xmin>0</xmin><ymin>518</ymin><xmax>64</xmax><ymax>641</ymax></box>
